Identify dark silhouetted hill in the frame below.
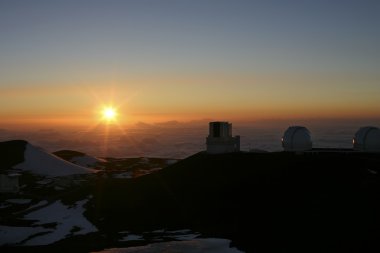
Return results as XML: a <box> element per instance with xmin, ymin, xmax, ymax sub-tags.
<box><xmin>87</xmin><ymin>151</ymin><xmax>380</xmax><ymax>252</ymax></box>
<box><xmin>0</xmin><ymin>140</ymin><xmax>27</xmax><ymax>168</ymax></box>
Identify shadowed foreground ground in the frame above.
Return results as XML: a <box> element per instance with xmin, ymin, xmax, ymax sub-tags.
<box><xmin>3</xmin><ymin>151</ymin><xmax>380</xmax><ymax>252</ymax></box>
<box><xmin>86</xmin><ymin>151</ymin><xmax>380</xmax><ymax>252</ymax></box>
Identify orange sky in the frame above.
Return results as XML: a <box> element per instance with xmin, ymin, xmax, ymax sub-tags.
<box><xmin>1</xmin><ymin>1</ymin><xmax>379</xmax><ymax>128</ymax></box>
<box><xmin>1</xmin><ymin>72</ymin><xmax>379</xmax><ymax>128</ymax></box>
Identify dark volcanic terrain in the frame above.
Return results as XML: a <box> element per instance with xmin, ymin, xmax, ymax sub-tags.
<box><xmin>87</xmin><ymin>151</ymin><xmax>380</xmax><ymax>252</ymax></box>
<box><xmin>1</xmin><ymin>140</ymin><xmax>380</xmax><ymax>252</ymax></box>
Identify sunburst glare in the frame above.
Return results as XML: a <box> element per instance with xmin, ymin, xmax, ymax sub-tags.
<box><xmin>101</xmin><ymin>106</ymin><xmax>118</xmax><ymax>122</ymax></box>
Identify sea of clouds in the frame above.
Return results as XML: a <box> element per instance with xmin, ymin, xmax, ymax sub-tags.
<box><xmin>1</xmin><ymin>119</ymin><xmax>378</xmax><ymax>159</ymax></box>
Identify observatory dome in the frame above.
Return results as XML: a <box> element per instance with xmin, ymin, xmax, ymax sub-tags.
<box><xmin>353</xmin><ymin>126</ymin><xmax>380</xmax><ymax>152</ymax></box>
<box><xmin>282</xmin><ymin>126</ymin><xmax>312</xmax><ymax>151</ymax></box>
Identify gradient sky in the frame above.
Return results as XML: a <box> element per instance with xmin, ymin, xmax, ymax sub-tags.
<box><xmin>0</xmin><ymin>0</ymin><xmax>379</xmax><ymax>126</ymax></box>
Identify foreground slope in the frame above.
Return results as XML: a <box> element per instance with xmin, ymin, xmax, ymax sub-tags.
<box><xmin>88</xmin><ymin>151</ymin><xmax>380</xmax><ymax>252</ymax></box>
<box><xmin>2</xmin><ymin>148</ymin><xmax>380</xmax><ymax>252</ymax></box>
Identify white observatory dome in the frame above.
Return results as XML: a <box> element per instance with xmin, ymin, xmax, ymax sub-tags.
<box><xmin>353</xmin><ymin>126</ymin><xmax>380</xmax><ymax>152</ymax></box>
<box><xmin>282</xmin><ymin>126</ymin><xmax>312</xmax><ymax>151</ymax></box>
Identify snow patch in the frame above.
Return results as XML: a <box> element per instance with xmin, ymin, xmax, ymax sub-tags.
<box><xmin>14</xmin><ymin>143</ymin><xmax>97</xmax><ymax>177</ymax></box>
<box><xmin>151</xmin><ymin>229</ymin><xmax>165</xmax><ymax>233</ymax></box>
<box><xmin>93</xmin><ymin>238</ymin><xmax>244</xmax><ymax>253</ymax></box>
<box><xmin>6</xmin><ymin>199</ymin><xmax>32</xmax><ymax>204</ymax></box>
<box><xmin>21</xmin><ymin>199</ymin><xmax>97</xmax><ymax>245</ymax></box>
<box><xmin>0</xmin><ymin>203</ymin><xmax>11</xmax><ymax>209</ymax></box>
<box><xmin>25</xmin><ymin>200</ymin><xmax>49</xmax><ymax>211</ymax></box>
<box><xmin>54</xmin><ymin>186</ymin><xmax>64</xmax><ymax>191</ymax></box>
<box><xmin>368</xmin><ymin>169</ymin><xmax>378</xmax><ymax>174</ymax></box>
<box><xmin>0</xmin><ymin>226</ymin><xmax>47</xmax><ymax>246</ymax></box>
<box><xmin>120</xmin><ymin>234</ymin><xmax>144</xmax><ymax>242</ymax></box>
<box><xmin>113</xmin><ymin>172</ymin><xmax>133</xmax><ymax>179</ymax></box>
<box><xmin>151</xmin><ymin>229</ymin><xmax>200</xmax><ymax>241</ymax></box>
<box><xmin>168</xmin><ymin>229</ymin><xmax>192</xmax><ymax>234</ymax></box>
<box><xmin>170</xmin><ymin>233</ymin><xmax>199</xmax><ymax>240</ymax></box>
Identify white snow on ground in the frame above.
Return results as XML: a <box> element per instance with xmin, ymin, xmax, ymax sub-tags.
<box><xmin>0</xmin><ymin>198</ymin><xmax>98</xmax><ymax>246</ymax></box>
<box><xmin>151</xmin><ymin>229</ymin><xmax>165</xmax><ymax>233</ymax></box>
<box><xmin>25</xmin><ymin>200</ymin><xmax>49</xmax><ymax>211</ymax></box>
<box><xmin>153</xmin><ymin>229</ymin><xmax>200</xmax><ymax>241</ymax></box>
<box><xmin>0</xmin><ymin>226</ymin><xmax>47</xmax><ymax>246</ymax></box>
<box><xmin>14</xmin><ymin>143</ymin><xmax>97</xmax><ymax>177</ymax></box>
<box><xmin>0</xmin><ymin>203</ymin><xmax>11</xmax><ymax>209</ymax></box>
<box><xmin>368</xmin><ymin>169</ymin><xmax>378</xmax><ymax>174</ymax></box>
<box><xmin>170</xmin><ymin>233</ymin><xmax>199</xmax><ymax>240</ymax></box>
<box><xmin>93</xmin><ymin>238</ymin><xmax>244</xmax><ymax>253</ymax></box>
<box><xmin>6</xmin><ymin>199</ymin><xmax>32</xmax><ymax>204</ymax></box>
<box><xmin>70</xmin><ymin>155</ymin><xmax>106</xmax><ymax>167</ymax></box>
<box><xmin>120</xmin><ymin>234</ymin><xmax>144</xmax><ymax>242</ymax></box>
<box><xmin>23</xmin><ymin>199</ymin><xmax>98</xmax><ymax>245</ymax></box>
<box><xmin>167</xmin><ymin>229</ymin><xmax>192</xmax><ymax>234</ymax></box>
<box><xmin>113</xmin><ymin>172</ymin><xmax>133</xmax><ymax>179</ymax></box>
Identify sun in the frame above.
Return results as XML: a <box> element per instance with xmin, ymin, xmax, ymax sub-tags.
<box><xmin>101</xmin><ymin>106</ymin><xmax>118</xmax><ymax>122</ymax></box>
